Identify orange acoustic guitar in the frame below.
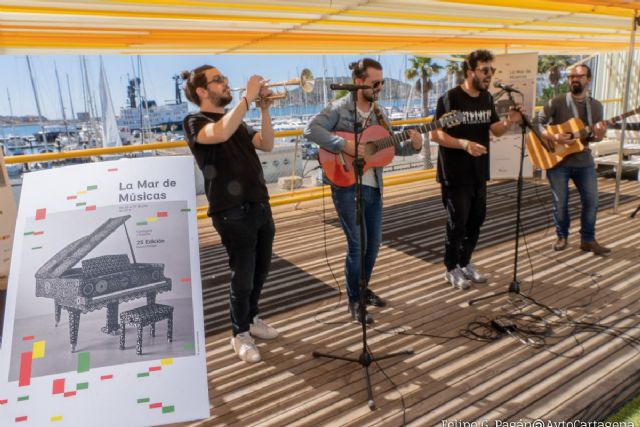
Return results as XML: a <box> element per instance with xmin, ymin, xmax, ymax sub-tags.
<box><xmin>318</xmin><ymin>111</ymin><xmax>463</xmax><ymax>187</ymax></box>
<box><xmin>526</xmin><ymin>107</ymin><xmax>640</xmax><ymax>170</ymax></box>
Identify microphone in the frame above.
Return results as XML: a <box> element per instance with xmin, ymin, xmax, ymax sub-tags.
<box><xmin>494</xmin><ymin>82</ymin><xmax>522</xmax><ymax>94</ymax></box>
<box><xmin>329</xmin><ymin>83</ymin><xmax>371</xmax><ymax>91</ymax></box>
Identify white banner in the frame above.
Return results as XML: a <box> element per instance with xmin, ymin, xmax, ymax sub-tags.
<box><xmin>0</xmin><ymin>156</ymin><xmax>208</xmax><ymax>426</ymax></box>
<box><xmin>490</xmin><ymin>52</ymin><xmax>538</xmax><ymax>179</ymax></box>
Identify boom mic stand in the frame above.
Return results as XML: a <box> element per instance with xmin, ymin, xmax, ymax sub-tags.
<box><xmin>312</xmin><ymin>88</ymin><xmax>413</xmax><ymax>410</ymax></box>
<box><xmin>469</xmin><ymin>91</ymin><xmax>543</xmax><ymax>306</ymax></box>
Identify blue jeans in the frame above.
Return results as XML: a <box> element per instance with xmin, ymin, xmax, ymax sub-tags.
<box><xmin>211</xmin><ymin>201</ymin><xmax>275</xmax><ymax>336</ymax></box>
<box><xmin>331</xmin><ymin>185</ymin><xmax>382</xmax><ymax>303</ymax></box>
<box><xmin>546</xmin><ymin>165</ymin><xmax>598</xmax><ymax>242</ymax></box>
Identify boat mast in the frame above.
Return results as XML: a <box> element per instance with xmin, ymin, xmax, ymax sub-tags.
<box><xmin>25</xmin><ymin>55</ymin><xmax>49</xmax><ymax>154</ymax></box>
<box><xmin>137</xmin><ymin>55</ymin><xmax>151</xmax><ymax>141</ymax></box>
<box><xmin>6</xmin><ymin>89</ymin><xmax>16</xmax><ymax>137</ymax></box>
<box><xmin>66</xmin><ymin>73</ymin><xmax>76</xmax><ymax>120</ymax></box>
<box><xmin>54</xmin><ymin>61</ymin><xmax>70</xmax><ymax>141</ymax></box>
<box><xmin>322</xmin><ymin>55</ymin><xmax>328</xmax><ymax>106</ymax></box>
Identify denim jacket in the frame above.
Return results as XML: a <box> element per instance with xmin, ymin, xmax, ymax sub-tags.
<box><xmin>304</xmin><ymin>94</ymin><xmax>420</xmax><ymax>194</ymax></box>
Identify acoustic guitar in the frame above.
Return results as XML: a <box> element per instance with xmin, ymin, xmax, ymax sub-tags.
<box><xmin>318</xmin><ymin>111</ymin><xmax>462</xmax><ymax>187</ymax></box>
<box><xmin>526</xmin><ymin>107</ymin><xmax>640</xmax><ymax>170</ymax></box>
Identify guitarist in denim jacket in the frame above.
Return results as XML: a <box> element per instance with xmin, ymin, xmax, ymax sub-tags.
<box><xmin>304</xmin><ymin>58</ymin><xmax>422</xmax><ymax>324</ymax></box>
<box><xmin>536</xmin><ymin>64</ymin><xmax>610</xmax><ymax>256</ymax></box>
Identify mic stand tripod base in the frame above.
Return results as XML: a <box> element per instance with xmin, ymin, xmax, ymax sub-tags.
<box><xmin>312</xmin><ymin>345</ymin><xmax>414</xmax><ymax>410</ymax></box>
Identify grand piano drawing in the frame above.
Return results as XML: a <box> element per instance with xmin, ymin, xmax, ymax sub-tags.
<box><xmin>35</xmin><ymin>215</ymin><xmax>172</xmax><ymax>352</ymax></box>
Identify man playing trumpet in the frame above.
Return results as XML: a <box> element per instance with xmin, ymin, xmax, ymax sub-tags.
<box><xmin>181</xmin><ymin>65</ymin><xmax>279</xmax><ymax>363</ymax></box>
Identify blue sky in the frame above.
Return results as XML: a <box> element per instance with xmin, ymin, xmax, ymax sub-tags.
<box><xmin>0</xmin><ymin>54</ymin><xmax>430</xmax><ymax>120</ymax></box>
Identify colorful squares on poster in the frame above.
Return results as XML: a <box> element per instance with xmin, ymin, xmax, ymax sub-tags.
<box><xmin>66</xmin><ymin>195</ymin><xmax>77</xmax><ymax>200</ymax></box>
<box><xmin>35</xmin><ymin>208</ymin><xmax>46</xmax><ymax>220</ymax></box>
<box><xmin>183</xmin><ymin>343</ymin><xmax>195</xmax><ymax>351</ymax></box>
<box><xmin>180</xmin><ymin>277</ymin><xmax>191</xmax><ymax>283</ymax></box>
<box><xmin>157</xmin><ymin>211</ymin><xmax>168</xmax><ymax>217</ymax></box>
<box><xmin>160</xmin><ymin>358</ymin><xmax>173</xmax><ymax>366</ymax></box>
<box><xmin>23</xmin><ymin>232</ymin><xmax>33</xmax><ymax>236</ymax></box>
<box><xmin>17</xmin><ymin>396</ymin><xmax>29</xmax><ymax>402</ymax></box>
<box><xmin>137</xmin><ymin>372</ymin><xmax>150</xmax><ymax>378</ymax></box>
<box><xmin>15</xmin><ymin>416</ymin><xmax>28</xmax><ymax>422</ymax></box>
<box><xmin>137</xmin><ymin>398</ymin><xmax>150</xmax><ymax>404</ymax></box>
<box><xmin>146</xmin><ymin>217</ymin><xmax>158</xmax><ymax>222</ymax></box>
<box><xmin>149</xmin><ymin>402</ymin><xmax>162</xmax><ymax>409</ymax></box>
<box><xmin>77</xmin><ymin>352</ymin><xmax>90</xmax><ymax>373</ymax></box>
<box><xmin>18</xmin><ymin>352</ymin><xmax>32</xmax><ymax>387</ymax></box>
<box><xmin>63</xmin><ymin>391</ymin><xmax>76</xmax><ymax>398</ymax></box>
<box><xmin>162</xmin><ymin>405</ymin><xmax>175</xmax><ymax>414</ymax></box>
<box><xmin>100</xmin><ymin>374</ymin><xmax>113</xmax><ymax>381</ymax></box>
<box><xmin>76</xmin><ymin>382</ymin><xmax>89</xmax><ymax>391</ymax></box>
<box><xmin>85</xmin><ymin>205</ymin><xmax>96</xmax><ymax>211</ymax></box>
<box><xmin>52</xmin><ymin>379</ymin><xmax>65</xmax><ymax>395</ymax></box>
<box><xmin>50</xmin><ymin>416</ymin><xmax>63</xmax><ymax>422</ymax></box>
<box><xmin>22</xmin><ymin>336</ymin><xmax>35</xmax><ymax>341</ymax></box>
<box><xmin>180</xmin><ymin>208</ymin><xmax>191</xmax><ymax>212</ymax></box>
<box><xmin>32</xmin><ymin>246</ymin><xmax>42</xmax><ymax>250</ymax></box>
<box><xmin>137</xmin><ymin>221</ymin><xmax>148</xmax><ymax>226</ymax></box>
<box><xmin>0</xmin><ymin>399</ymin><xmax>8</xmax><ymax>405</ymax></box>
<box><xmin>87</xmin><ymin>185</ymin><xmax>98</xmax><ymax>191</ymax></box>
<box><xmin>107</xmin><ymin>168</ymin><xmax>118</xmax><ymax>172</ymax></box>
<box><xmin>32</xmin><ymin>340</ymin><xmax>45</xmax><ymax>359</ymax></box>
<box><xmin>75</xmin><ymin>202</ymin><xmax>86</xmax><ymax>207</ymax></box>
<box><xmin>149</xmin><ymin>366</ymin><xmax>161</xmax><ymax>372</ymax></box>
<box><xmin>33</xmin><ymin>231</ymin><xmax>44</xmax><ymax>236</ymax></box>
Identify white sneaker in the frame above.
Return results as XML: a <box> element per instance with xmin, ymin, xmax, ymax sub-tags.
<box><xmin>250</xmin><ymin>316</ymin><xmax>279</xmax><ymax>340</ymax></box>
<box><xmin>460</xmin><ymin>263</ymin><xmax>488</xmax><ymax>283</ymax></box>
<box><xmin>444</xmin><ymin>268</ymin><xmax>471</xmax><ymax>290</ymax></box>
<box><xmin>230</xmin><ymin>332</ymin><xmax>261</xmax><ymax>363</ymax></box>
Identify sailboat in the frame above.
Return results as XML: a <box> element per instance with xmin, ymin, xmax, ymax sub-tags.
<box><xmin>99</xmin><ymin>58</ymin><xmax>123</xmax><ymax>149</ymax></box>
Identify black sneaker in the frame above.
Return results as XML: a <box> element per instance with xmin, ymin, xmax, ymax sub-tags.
<box><xmin>366</xmin><ymin>290</ymin><xmax>387</xmax><ymax>307</ymax></box>
<box><xmin>348</xmin><ymin>301</ymin><xmax>373</xmax><ymax>324</ymax></box>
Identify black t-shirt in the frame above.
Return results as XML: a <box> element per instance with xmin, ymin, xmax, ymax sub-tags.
<box><xmin>435</xmin><ymin>86</ymin><xmax>500</xmax><ymax>186</ymax></box>
<box><xmin>183</xmin><ymin>111</ymin><xmax>269</xmax><ymax>213</ymax></box>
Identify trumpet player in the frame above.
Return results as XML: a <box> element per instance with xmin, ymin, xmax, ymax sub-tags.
<box><xmin>181</xmin><ymin>65</ymin><xmax>278</xmax><ymax>364</ymax></box>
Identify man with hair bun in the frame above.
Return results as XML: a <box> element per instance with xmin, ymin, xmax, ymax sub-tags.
<box><xmin>181</xmin><ymin>65</ymin><xmax>278</xmax><ymax>363</ymax></box>
<box><xmin>305</xmin><ymin>58</ymin><xmax>423</xmax><ymax>324</ymax></box>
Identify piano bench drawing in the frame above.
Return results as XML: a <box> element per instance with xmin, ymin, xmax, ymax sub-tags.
<box><xmin>119</xmin><ymin>303</ymin><xmax>174</xmax><ymax>355</ymax></box>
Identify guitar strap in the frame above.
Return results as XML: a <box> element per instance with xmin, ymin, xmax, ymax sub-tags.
<box><xmin>373</xmin><ymin>103</ymin><xmax>392</xmax><ymax>132</ymax></box>
<box><xmin>566</xmin><ymin>92</ymin><xmax>593</xmax><ymax>126</ymax></box>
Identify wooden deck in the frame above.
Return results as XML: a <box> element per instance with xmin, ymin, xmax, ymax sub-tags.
<box><xmin>185</xmin><ymin>176</ymin><xmax>640</xmax><ymax>427</ymax></box>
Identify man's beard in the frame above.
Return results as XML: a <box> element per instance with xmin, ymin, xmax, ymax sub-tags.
<box><xmin>472</xmin><ymin>74</ymin><xmax>489</xmax><ymax>92</ymax></box>
<box><xmin>209</xmin><ymin>88</ymin><xmax>232</xmax><ymax>107</ymax></box>
<box><xmin>570</xmin><ymin>82</ymin><xmax>584</xmax><ymax>95</ymax></box>
<box><xmin>363</xmin><ymin>90</ymin><xmax>377</xmax><ymax>103</ymax></box>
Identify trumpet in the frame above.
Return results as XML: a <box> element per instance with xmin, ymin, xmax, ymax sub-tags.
<box><xmin>231</xmin><ymin>68</ymin><xmax>314</xmax><ymax>102</ymax></box>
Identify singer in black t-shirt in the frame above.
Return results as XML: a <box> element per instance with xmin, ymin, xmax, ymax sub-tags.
<box><xmin>430</xmin><ymin>49</ymin><xmax>522</xmax><ymax>291</ymax></box>
<box><xmin>181</xmin><ymin>65</ymin><xmax>279</xmax><ymax>364</ymax></box>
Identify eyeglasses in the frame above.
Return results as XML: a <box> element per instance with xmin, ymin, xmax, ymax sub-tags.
<box><xmin>474</xmin><ymin>66</ymin><xmax>496</xmax><ymax>75</ymax></box>
<box><xmin>371</xmin><ymin>79</ymin><xmax>385</xmax><ymax>89</ymax></box>
<box><xmin>206</xmin><ymin>74</ymin><xmax>228</xmax><ymax>86</ymax></box>
<box><xmin>568</xmin><ymin>74</ymin><xmax>587</xmax><ymax>79</ymax></box>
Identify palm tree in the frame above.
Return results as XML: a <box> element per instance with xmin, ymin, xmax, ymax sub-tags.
<box><xmin>538</xmin><ymin>55</ymin><xmax>572</xmax><ymax>97</ymax></box>
<box><xmin>405</xmin><ymin>56</ymin><xmax>443</xmax><ymax>117</ymax></box>
<box><xmin>445</xmin><ymin>55</ymin><xmax>465</xmax><ymax>89</ymax></box>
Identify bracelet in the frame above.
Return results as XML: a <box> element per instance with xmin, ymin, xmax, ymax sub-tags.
<box><xmin>461</xmin><ymin>139</ymin><xmax>470</xmax><ymax>151</ymax></box>
<box><xmin>242</xmin><ymin>96</ymin><xmax>249</xmax><ymax>110</ymax></box>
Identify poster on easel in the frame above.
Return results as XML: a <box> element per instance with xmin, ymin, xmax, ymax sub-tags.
<box><xmin>490</xmin><ymin>52</ymin><xmax>538</xmax><ymax>179</ymax></box>
<box><xmin>0</xmin><ymin>151</ymin><xmax>17</xmax><ymax>292</ymax></box>
<box><xmin>0</xmin><ymin>156</ymin><xmax>209</xmax><ymax>426</ymax></box>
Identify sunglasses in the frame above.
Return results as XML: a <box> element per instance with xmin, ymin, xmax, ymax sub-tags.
<box><xmin>206</xmin><ymin>74</ymin><xmax>228</xmax><ymax>85</ymax></box>
<box><xmin>568</xmin><ymin>74</ymin><xmax>587</xmax><ymax>79</ymax></box>
<box><xmin>370</xmin><ymin>79</ymin><xmax>385</xmax><ymax>89</ymax></box>
<box><xmin>474</xmin><ymin>67</ymin><xmax>496</xmax><ymax>75</ymax></box>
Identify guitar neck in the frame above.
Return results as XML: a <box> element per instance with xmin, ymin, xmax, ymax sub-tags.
<box><xmin>373</xmin><ymin>119</ymin><xmax>443</xmax><ymax>150</ymax></box>
<box><xmin>581</xmin><ymin>107</ymin><xmax>640</xmax><ymax>135</ymax></box>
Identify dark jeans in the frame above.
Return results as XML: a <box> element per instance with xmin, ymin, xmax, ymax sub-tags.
<box><xmin>546</xmin><ymin>165</ymin><xmax>598</xmax><ymax>242</ymax></box>
<box><xmin>331</xmin><ymin>185</ymin><xmax>382</xmax><ymax>303</ymax></box>
<box><xmin>441</xmin><ymin>183</ymin><xmax>487</xmax><ymax>271</ymax></box>
<box><xmin>211</xmin><ymin>201</ymin><xmax>275</xmax><ymax>336</ymax></box>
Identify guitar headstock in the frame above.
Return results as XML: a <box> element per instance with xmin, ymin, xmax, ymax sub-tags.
<box><xmin>440</xmin><ymin>111</ymin><xmax>464</xmax><ymax>129</ymax></box>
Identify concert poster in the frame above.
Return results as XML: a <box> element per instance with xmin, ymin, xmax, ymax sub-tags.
<box><xmin>0</xmin><ymin>156</ymin><xmax>209</xmax><ymax>426</ymax></box>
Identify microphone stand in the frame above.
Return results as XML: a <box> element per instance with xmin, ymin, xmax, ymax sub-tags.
<box><xmin>312</xmin><ymin>89</ymin><xmax>413</xmax><ymax>410</ymax></box>
<box><xmin>469</xmin><ymin>90</ymin><xmax>536</xmax><ymax>305</ymax></box>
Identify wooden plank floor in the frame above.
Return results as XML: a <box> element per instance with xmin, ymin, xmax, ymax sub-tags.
<box><xmin>183</xmin><ymin>176</ymin><xmax>640</xmax><ymax>427</ymax></box>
